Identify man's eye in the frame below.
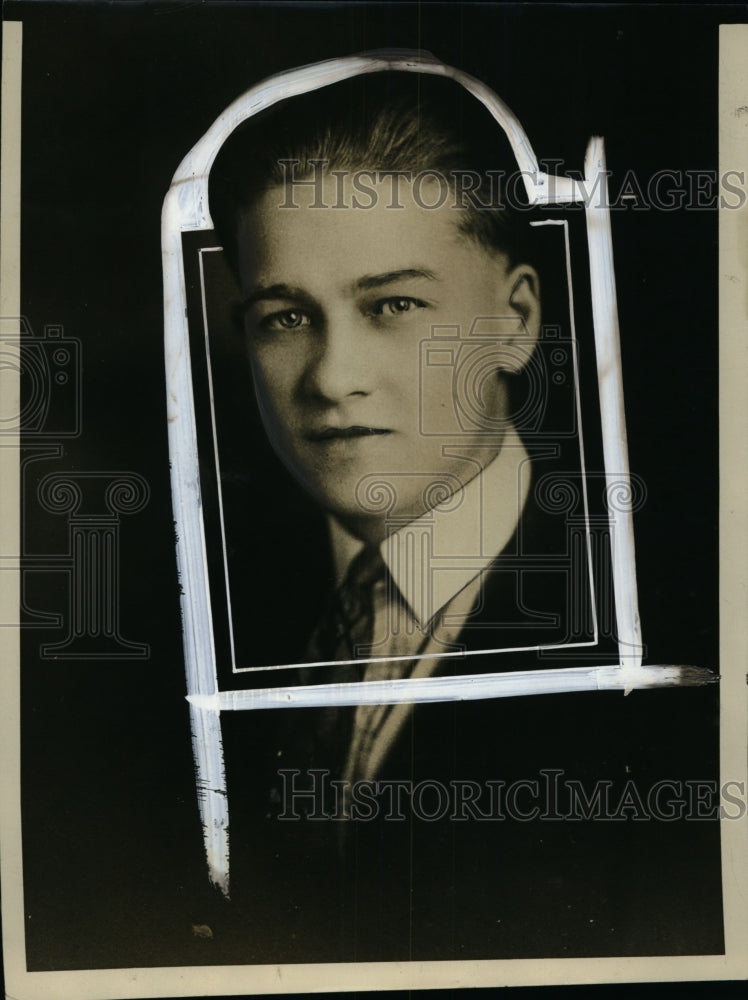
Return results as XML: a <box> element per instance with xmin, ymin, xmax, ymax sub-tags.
<box><xmin>262</xmin><ymin>309</ymin><xmax>311</xmax><ymax>331</ymax></box>
<box><xmin>372</xmin><ymin>297</ymin><xmax>426</xmax><ymax>317</ymax></box>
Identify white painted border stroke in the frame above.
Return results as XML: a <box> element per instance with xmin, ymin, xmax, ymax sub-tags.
<box><xmin>164</xmin><ymin>49</ymin><xmax>714</xmax><ymax>893</ymax></box>
<box><xmin>164</xmin><ymin>50</ymin><xmax>655</xmax><ymax>709</ymax></box>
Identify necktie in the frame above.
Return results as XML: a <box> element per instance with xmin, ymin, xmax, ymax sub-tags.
<box><xmin>305</xmin><ymin>546</ymin><xmax>411</xmax><ymax>793</ymax></box>
<box><xmin>303</xmin><ymin>545</ymin><xmax>387</xmax><ymax>779</ymax></box>
<box><xmin>306</xmin><ymin>545</ymin><xmax>387</xmax><ymax>665</ymax></box>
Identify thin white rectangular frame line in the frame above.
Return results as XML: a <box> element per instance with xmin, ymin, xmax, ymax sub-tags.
<box><xmin>196</xmin><ymin>221</ymin><xmax>601</xmax><ymax>679</ymax></box>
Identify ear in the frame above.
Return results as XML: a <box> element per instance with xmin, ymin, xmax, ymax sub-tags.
<box><xmin>500</xmin><ymin>263</ymin><xmax>541</xmax><ymax>374</ymax></box>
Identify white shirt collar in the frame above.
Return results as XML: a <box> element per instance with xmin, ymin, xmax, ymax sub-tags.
<box><xmin>328</xmin><ymin>424</ymin><xmax>530</xmax><ymax>628</ymax></box>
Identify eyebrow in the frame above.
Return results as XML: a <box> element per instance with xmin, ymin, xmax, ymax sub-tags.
<box><xmin>241</xmin><ymin>283</ymin><xmax>315</xmax><ymax>310</ymax></box>
<box><xmin>241</xmin><ymin>268</ymin><xmax>439</xmax><ymax>311</ymax></box>
<box><xmin>355</xmin><ymin>268</ymin><xmax>438</xmax><ymax>291</ymax></box>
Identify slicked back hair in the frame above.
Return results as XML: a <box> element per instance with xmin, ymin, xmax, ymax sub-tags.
<box><xmin>209</xmin><ymin>71</ymin><xmax>534</xmax><ymax>276</ymax></box>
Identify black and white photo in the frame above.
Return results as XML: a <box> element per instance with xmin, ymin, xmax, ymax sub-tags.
<box><xmin>0</xmin><ymin>3</ymin><xmax>746</xmax><ymax>997</ymax></box>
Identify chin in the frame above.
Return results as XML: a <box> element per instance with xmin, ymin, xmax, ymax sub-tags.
<box><xmin>305</xmin><ymin>484</ymin><xmax>361</xmax><ymax>518</ymax></box>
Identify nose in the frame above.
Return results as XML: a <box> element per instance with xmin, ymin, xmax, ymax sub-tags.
<box><xmin>301</xmin><ymin>311</ymin><xmax>373</xmax><ymax>404</ymax></box>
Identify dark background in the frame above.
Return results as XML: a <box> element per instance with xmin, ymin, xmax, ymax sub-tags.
<box><xmin>3</xmin><ymin>0</ymin><xmax>741</xmax><ymax>992</ymax></box>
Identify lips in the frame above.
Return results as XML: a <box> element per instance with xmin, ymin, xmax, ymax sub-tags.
<box><xmin>305</xmin><ymin>426</ymin><xmax>391</xmax><ymax>441</ymax></box>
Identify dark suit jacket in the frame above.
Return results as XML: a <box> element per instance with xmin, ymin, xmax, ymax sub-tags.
<box><xmin>206</xmin><ymin>469</ymin><xmax>723</xmax><ymax>965</ymax></box>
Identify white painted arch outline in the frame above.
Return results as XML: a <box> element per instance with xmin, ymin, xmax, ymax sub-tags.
<box><xmin>162</xmin><ymin>49</ymin><xmax>709</xmax><ymax>891</ymax></box>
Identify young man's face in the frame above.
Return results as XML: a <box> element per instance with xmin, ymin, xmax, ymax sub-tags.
<box><xmin>236</xmin><ymin>174</ymin><xmax>540</xmax><ymax>541</ymax></box>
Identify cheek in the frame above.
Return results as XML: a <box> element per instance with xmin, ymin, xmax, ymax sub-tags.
<box><xmin>390</xmin><ymin>327</ymin><xmax>433</xmax><ymax>388</ymax></box>
<box><xmin>248</xmin><ymin>348</ymin><xmax>294</xmax><ymax>408</ymax></box>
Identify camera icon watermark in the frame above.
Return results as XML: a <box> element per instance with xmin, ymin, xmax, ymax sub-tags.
<box><xmin>0</xmin><ymin>316</ymin><xmax>81</xmax><ymax>437</ymax></box>
<box><xmin>0</xmin><ymin>317</ymin><xmax>149</xmax><ymax>659</ymax></box>
<box><xmin>419</xmin><ymin>319</ymin><xmax>578</xmax><ymax>440</ymax></box>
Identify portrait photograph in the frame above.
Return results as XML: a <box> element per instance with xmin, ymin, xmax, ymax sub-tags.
<box><xmin>0</xmin><ymin>2</ymin><xmax>746</xmax><ymax>998</ymax></box>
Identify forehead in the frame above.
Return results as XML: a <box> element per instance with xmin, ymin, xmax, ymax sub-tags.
<box><xmin>235</xmin><ymin>173</ymin><xmax>494</xmax><ymax>288</ymax></box>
